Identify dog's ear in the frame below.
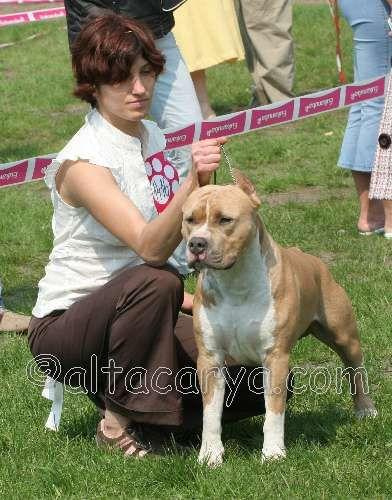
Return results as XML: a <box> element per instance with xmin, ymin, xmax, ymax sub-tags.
<box><xmin>234</xmin><ymin>169</ymin><xmax>261</xmax><ymax>208</ymax></box>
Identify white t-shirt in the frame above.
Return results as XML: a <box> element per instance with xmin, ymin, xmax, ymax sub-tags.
<box><xmin>32</xmin><ymin>109</ymin><xmax>189</xmax><ymax>318</ymax></box>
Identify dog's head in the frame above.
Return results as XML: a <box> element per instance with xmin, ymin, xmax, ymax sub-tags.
<box><xmin>182</xmin><ymin>170</ymin><xmax>261</xmax><ymax>270</ymax></box>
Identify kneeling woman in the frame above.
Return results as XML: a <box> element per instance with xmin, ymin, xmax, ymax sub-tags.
<box><xmin>29</xmin><ymin>13</ymin><xmax>274</xmax><ymax>457</ymax></box>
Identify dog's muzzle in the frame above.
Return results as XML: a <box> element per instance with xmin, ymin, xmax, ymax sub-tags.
<box><xmin>188</xmin><ymin>237</ymin><xmax>208</xmax><ymax>256</ymax></box>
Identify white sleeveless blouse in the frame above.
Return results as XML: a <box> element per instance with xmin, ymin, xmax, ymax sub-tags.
<box><xmin>32</xmin><ymin>109</ymin><xmax>189</xmax><ymax>318</ymax></box>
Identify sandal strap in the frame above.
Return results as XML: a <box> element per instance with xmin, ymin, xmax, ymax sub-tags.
<box><xmin>96</xmin><ymin>421</ymin><xmax>151</xmax><ymax>457</ymax></box>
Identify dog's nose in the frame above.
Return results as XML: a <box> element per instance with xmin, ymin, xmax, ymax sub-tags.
<box><xmin>188</xmin><ymin>237</ymin><xmax>207</xmax><ymax>255</ymax></box>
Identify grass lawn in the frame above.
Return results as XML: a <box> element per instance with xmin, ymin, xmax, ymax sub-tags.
<box><xmin>1</xmin><ymin>3</ymin><xmax>392</xmax><ymax>498</ymax></box>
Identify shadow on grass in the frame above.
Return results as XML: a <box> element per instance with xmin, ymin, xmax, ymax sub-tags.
<box><xmin>285</xmin><ymin>405</ymin><xmax>351</xmax><ymax>446</ymax></box>
<box><xmin>3</xmin><ymin>283</ymin><xmax>36</xmax><ymax>313</ymax></box>
<box><xmin>61</xmin><ymin>408</ymin><xmax>99</xmax><ymax>441</ymax></box>
<box><xmin>222</xmin><ymin>404</ymin><xmax>351</xmax><ymax>452</ymax></box>
<box><xmin>60</xmin><ymin>401</ymin><xmax>352</xmax><ymax>455</ymax></box>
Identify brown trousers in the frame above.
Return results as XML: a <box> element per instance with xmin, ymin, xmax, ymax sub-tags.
<box><xmin>29</xmin><ymin>265</ymin><xmax>292</xmax><ymax>429</ymax></box>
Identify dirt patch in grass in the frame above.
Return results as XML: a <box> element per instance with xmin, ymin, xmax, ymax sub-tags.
<box><xmin>3</xmin><ymin>67</ymin><xmax>16</xmax><ymax>79</ymax></box>
<box><xmin>264</xmin><ymin>186</ymin><xmax>352</xmax><ymax>206</ymax></box>
<box><xmin>382</xmin><ymin>360</ymin><xmax>392</xmax><ymax>378</ymax></box>
<box><xmin>0</xmin><ymin>334</ymin><xmax>12</xmax><ymax>348</ymax></box>
<box><xmin>34</xmin><ymin>182</ymin><xmax>51</xmax><ymax>200</ymax></box>
<box><xmin>295</xmin><ymin>0</ymin><xmax>325</xmax><ymax>4</ymax></box>
<box><xmin>0</xmin><ymin>2</ymin><xmax>61</xmax><ymax>14</ymax></box>
<box><xmin>383</xmin><ymin>256</ymin><xmax>392</xmax><ymax>267</ymax></box>
<box><xmin>299</xmin><ymin>361</ymin><xmax>338</xmax><ymax>370</ymax></box>
<box><xmin>317</xmin><ymin>251</ymin><xmax>337</xmax><ymax>266</ymax></box>
<box><xmin>49</xmin><ymin>102</ymin><xmax>89</xmax><ymax>118</ymax></box>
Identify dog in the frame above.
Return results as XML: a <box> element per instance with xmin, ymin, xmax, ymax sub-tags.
<box><xmin>181</xmin><ymin>170</ymin><xmax>377</xmax><ymax>467</ymax></box>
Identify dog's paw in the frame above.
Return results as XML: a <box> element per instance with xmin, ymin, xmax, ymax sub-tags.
<box><xmin>261</xmin><ymin>445</ymin><xmax>286</xmax><ymax>462</ymax></box>
<box><xmin>355</xmin><ymin>397</ymin><xmax>378</xmax><ymax>419</ymax></box>
<box><xmin>355</xmin><ymin>406</ymin><xmax>378</xmax><ymax>419</ymax></box>
<box><xmin>198</xmin><ymin>440</ymin><xmax>224</xmax><ymax>467</ymax></box>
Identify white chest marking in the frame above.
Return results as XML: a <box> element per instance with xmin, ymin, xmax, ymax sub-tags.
<box><xmin>197</xmin><ymin>235</ymin><xmax>276</xmax><ymax>365</ymax></box>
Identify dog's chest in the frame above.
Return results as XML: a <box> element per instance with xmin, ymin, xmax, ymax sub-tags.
<box><xmin>197</xmin><ymin>255</ymin><xmax>277</xmax><ymax>365</ymax></box>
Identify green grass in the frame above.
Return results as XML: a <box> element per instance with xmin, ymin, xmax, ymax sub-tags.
<box><xmin>1</xmin><ymin>4</ymin><xmax>392</xmax><ymax>499</ymax></box>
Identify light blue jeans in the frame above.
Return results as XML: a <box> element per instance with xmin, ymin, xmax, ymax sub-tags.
<box><xmin>152</xmin><ymin>32</ymin><xmax>202</xmax><ymax>181</ymax></box>
<box><xmin>338</xmin><ymin>0</ymin><xmax>392</xmax><ymax>171</ymax></box>
<box><xmin>152</xmin><ymin>33</ymin><xmax>202</xmax><ymax>273</ymax></box>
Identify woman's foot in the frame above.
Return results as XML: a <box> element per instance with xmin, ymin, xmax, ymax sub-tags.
<box><xmin>357</xmin><ymin>211</ymin><xmax>385</xmax><ymax>234</ymax></box>
<box><xmin>352</xmin><ymin>172</ymin><xmax>385</xmax><ymax>234</ymax></box>
<box><xmin>96</xmin><ymin>419</ymin><xmax>151</xmax><ymax>457</ymax></box>
<box><xmin>357</xmin><ymin>206</ymin><xmax>385</xmax><ymax>234</ymax></box>
<box><xmin>382</xmin><ymin>200</ymin><xmax>392</xmax><ymax>237</ymax></box>
<box><xmin>357</xmin><ymin>225</ymin><xmax>385</xmax><ymax>236</ymax></box>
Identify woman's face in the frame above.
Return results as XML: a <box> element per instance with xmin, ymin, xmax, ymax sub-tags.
<box><xmin>94</xmin><ymin>55</ymin><xmax>157</xmax><ymax>136</ymax></box>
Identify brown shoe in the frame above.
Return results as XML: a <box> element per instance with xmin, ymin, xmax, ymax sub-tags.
<box><xmin>96</xmin><ymin>420</ymin><xmax>152</xmax><ymax>458</ymax></box>
<box><xmin>0</xmin><ymin>310</ymin><xmax>31</xmax><ymax>334</ymax></box>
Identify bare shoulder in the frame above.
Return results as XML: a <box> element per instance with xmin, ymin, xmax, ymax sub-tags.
<box><xmin>56</xmin><ymin>159</ymin><xmax>118</xmax><ymax>208</ymax></box>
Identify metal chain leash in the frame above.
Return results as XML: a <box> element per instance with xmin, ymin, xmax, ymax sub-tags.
<box><xmin>219</xmin><ymin>144</ymin><xmax>236</xmax><ymax>184</ymax></box>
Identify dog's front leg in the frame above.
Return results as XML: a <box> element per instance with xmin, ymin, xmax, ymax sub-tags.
<box><xmin>262</xmin><ymin>351</ymin><xmax>289</xmax><ymax>461</ymax></box>
<box><xmin>197</xmin><ymin>353</ymin><xmax>225</xmax><ymax>467</ymax></box>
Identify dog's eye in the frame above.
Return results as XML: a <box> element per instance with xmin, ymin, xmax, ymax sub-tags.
<box><xmin>219</xmin><ymin>217</ymin><xmax>234</xmax><ymax>225</ymax></box>
<box><xmin>185</xmin><ymin>216</ymin><xmax>195</xmax><ymax>224</ymax></box>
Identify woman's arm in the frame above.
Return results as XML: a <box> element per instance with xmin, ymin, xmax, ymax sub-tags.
<box><xmin>56</xmin><ymin>138</ymin><xmax>225</xmax><ymax>265</ymax></box>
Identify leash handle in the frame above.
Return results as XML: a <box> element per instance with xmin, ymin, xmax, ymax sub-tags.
<box><xmin>326</xmin><ymin>0</ymin><xmax>347</xmax><ymax>84</ymax></box>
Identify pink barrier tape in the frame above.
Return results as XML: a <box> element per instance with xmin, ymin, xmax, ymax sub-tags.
<box><xmin>0</xmin><ymin>155</ymin><xmax>55</xmax><ymax>188</ymax></box>
<box><xmin>0</xmin><ymin>75</ymin><xmax>387</xmax><ymax>189</ymax></box>
<box><xmin>0</xmin><ymin>0</ymin><xmax>62</xmax><ymax>3</ymax></box>
<box><xmin>0</xmin><ymin>6</ymin><xmax>65</xmax><ymax>26</ymax></box>
<box><xmin>161</xmin><ymin>75</ymin><xmax>386</xmax><ymax>150</ymax></box>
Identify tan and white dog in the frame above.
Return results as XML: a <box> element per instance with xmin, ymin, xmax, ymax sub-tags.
<box><xmin>181</xmin><ymin>171</ymin><xmax>377</xmax><ymax>467</ymax></box>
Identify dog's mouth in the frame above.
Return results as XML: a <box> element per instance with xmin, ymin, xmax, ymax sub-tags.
<box><xmin>186</xmin><ymin>248</ymin><xmax>207</xmax><ymax>268</ymax></box>
<box><xmin>186</xmin><ymin>248</ymin><xmax>236</xmax><ymax>270</ymax></box>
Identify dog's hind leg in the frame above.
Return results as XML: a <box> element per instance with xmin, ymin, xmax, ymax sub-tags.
<box><xmin>313</xmin><ymin>280</ymin><xmax>377</xmax><ymax>419</ymax></box>
<box><xmin>197</xmin><ymin>353</ymin><xmax>226</xmax><ymax>467</ymax></box>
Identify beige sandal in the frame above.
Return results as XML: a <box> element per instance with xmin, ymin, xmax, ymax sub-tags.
<box><xmin>96</xmin><ymin>420</ymin><xmax>152</xmax><ymax>458</ymax></box>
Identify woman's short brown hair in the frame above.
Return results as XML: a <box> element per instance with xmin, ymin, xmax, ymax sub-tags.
<box><xmin>72</xmin><ymin>13</ymin><xmax>165</xmax><ymax>106</ymax></box>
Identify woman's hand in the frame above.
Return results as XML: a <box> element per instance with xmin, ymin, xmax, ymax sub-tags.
<box><xmin>191</xmin><ymin>137</ymin><xmax>228</xmax><ymax>186</ymax></box>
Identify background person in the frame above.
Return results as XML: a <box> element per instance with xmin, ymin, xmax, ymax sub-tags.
<box><xmin>28</xmin><ymin>14</ymin><xmax>275</xmax><ymax>458</ymax></box>
<box><xmin>0</xmin><ymin>278</ymin><xmax>31</xmax><ymax>334</ymax></box>
<box><xmin>369</xmin><ymin>69</ymin><xmax>392</xmax><ymax>238</ymax></box>
<box><xmin>172</xmin><ymin>0</ymin><xmax>244</xmax><ymax>119</ymax></box>
<box><xmin>337</xmin><ymin>0</ymin><xmax>392</xmax><ymax>235</ymax></box>
<box><xmin>236</xmin><ymin>0</ymin><xmax>294</xmax><ymax>105</ymax></box>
